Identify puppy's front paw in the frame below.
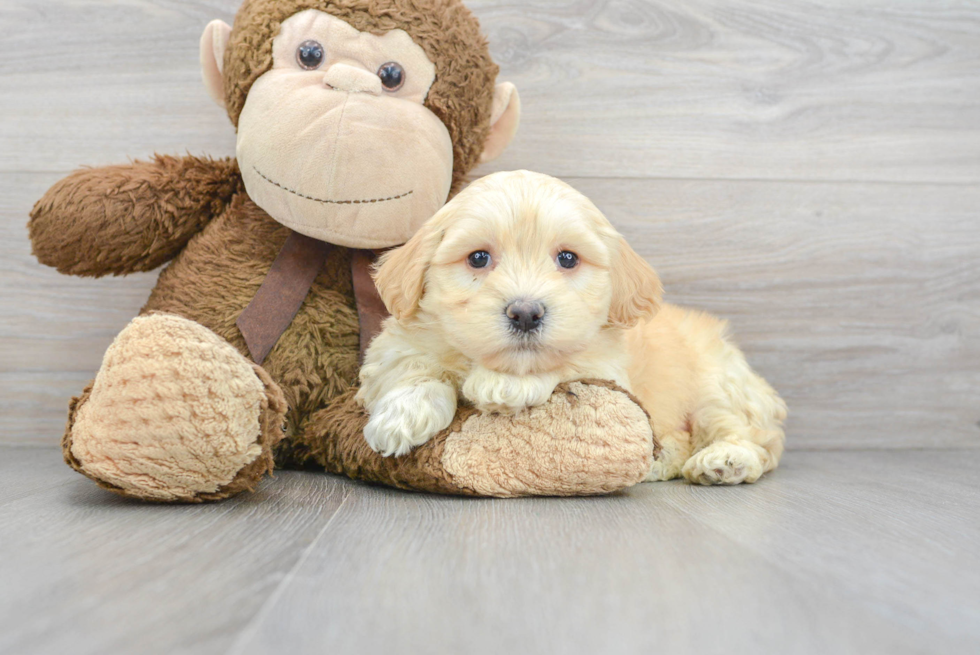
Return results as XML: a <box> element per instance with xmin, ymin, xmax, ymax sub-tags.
<box><xmin>363</xmin><ymin>382</ymin><xmax>457</xmax><ymax>457</ymax></box>
<box><xmin>682</xmin><ymin>441</ymin><xmax>765</xmax><ymax>485</ymax></box>
<box><xmin>462</xmin><ymin>368</ymin><xmax>559</xmax><ymax>415</ymax></box>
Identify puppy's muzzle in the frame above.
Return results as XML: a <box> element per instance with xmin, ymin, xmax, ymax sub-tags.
<box><xmin>505</xmin><ymin>300</ymin><xmax>545</xmax><ymax>334</ymax></box>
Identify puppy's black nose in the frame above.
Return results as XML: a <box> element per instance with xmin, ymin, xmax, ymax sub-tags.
<box><xmin>506</xmin><ymin>300</ymin><xmax>545</xmax><ymax>333</ymax></box>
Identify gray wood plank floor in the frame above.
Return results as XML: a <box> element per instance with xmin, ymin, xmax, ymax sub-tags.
<box><xmin>1</xmin><ymin>447</ymin><xmax>978</xmax><ymax>655</ymax></box>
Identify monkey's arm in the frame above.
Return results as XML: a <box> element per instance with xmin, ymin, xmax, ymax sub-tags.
<box><xmin>29</xmin><ymin>155</ymin><xmax>241</xmax><ymax>277</ymax></box>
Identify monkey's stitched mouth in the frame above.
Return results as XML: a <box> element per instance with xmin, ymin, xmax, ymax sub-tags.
<box><xmin>252</xmin><ymin>166</ymin><xmax>413</xmax><ymax>205</ymax></box>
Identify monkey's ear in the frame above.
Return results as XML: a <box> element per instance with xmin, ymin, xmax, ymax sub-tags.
<box><xmin>608</xmin><ymin>238</ymin><xmax>663</xmax><ymax>329</ymax></box>
<box><xmin>480</xmin><ymin>83</ymin><xmax>521</xmax><ymax>163</ymax></box>
<box><xmin>200</xmin><ymin>20</ymin><xmax>232</xmax><ymax>108</ymax></box>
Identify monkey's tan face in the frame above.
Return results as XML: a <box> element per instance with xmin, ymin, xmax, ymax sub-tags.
<box><xmin>237</xmin><ymin>10</ymin><xmax>454</xmax><ymax>248</ymax></box>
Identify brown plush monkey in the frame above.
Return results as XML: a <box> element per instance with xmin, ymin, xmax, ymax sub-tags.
<box><xmin>28</xmin><ymin>0</ymin><xmax>657</xmax><ymax>502</ymax></box>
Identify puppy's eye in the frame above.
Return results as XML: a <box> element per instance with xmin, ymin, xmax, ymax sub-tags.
<box><xmin>556</xmin><ymin>251</ymin><xmax>579</xmax><ymax>269</ymax></box>
<box><xmin>378</xmin><ymin>62</ymin><xmax>406</xmax><ymax>91</ymax></box>
<box><xmin>297</xmin><ymin>40</ymin><xmax>325</xmax><ymax>70</ymax></box>
<box><xmin>467</xmin><ymin>251</ymin><xmax>492</xmax><ymax>269</ymax></box>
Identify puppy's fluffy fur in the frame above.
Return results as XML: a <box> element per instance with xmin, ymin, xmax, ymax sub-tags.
<box><xmin>357</xmin><ymin>171</ymin><xmax>786</xmax><ymax>485</ymax></box>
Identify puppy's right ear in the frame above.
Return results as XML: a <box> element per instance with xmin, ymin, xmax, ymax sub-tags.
<box><xmin>608</xmin><ymin>237</ymin><xmax>663</xmax><ymax>329</ymax></box>
<box><xmin>373</xmin><ymin>220</ymin><xmax>443</xmax><ymax>320</ymax></box>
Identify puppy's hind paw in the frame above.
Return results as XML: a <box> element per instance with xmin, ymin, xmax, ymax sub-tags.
<box><xmin>646</xmin><ymin>457</ymin><xmax>683</xmax><ymax>482</ymax></box>
<box><xmin>363</xmin><ymin>382</ymin><xmax>457</xmax><ymax>457</ymax></box>
<box><xmin>682</xmin><ymin>441</ymin><xmax>765</xmax><ymax>485</ymax></box>
<box><xmin>643</xmin><ymin>432</ymin><xmax>691</xmax><ymax>482</ymax></box>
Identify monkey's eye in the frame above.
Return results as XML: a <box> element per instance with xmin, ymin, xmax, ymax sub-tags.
<box><xmin>297</xmin><ymin>40</ymin><xmax>325</xmax><ymax>70</ymax></box>
<box><xmin>556</xmin><ymin>251</ymin><xmax>579</xmax><ymax>269</ymax></box>
<box><xmin>377</xmin><ymin>62</ymin><xmax>406</xmax><ymax>91</ymax></box>
<box><xmin>467</xmin><ymin>251</ymin><xmax>492</xmax><ymax>269</ymax></box>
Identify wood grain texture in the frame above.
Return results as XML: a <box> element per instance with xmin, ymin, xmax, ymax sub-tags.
<box><xmin>475</xmin><ymin>0</ymin><xmax>980</xmax><ymax>183</ymax></box>
<box><xmin>1</xmin><ymin>0</ymin><xmax>978</xmax><ymax>181</ymax></box>
<box><xmin>0</xmin><ymin>0</ymin><xmax>239</xmax><ymax>173</ymax></box>
<box><xmin>3</xmin><ymin>447</ymin><xmax>978</xmax><ymax>655</ymax></box>
<box><xmin>1</xmin><ymin>0</ymin><xmax>979</xmax><ymax>447</ymax></box>
<box><xmin>657</xmin><ymin>449</ymin><xmax>980</xmax><ymax>647</ymax></box>
<box><xmin>225</xmin><ymin>449</ymin><xmax>980</xmax><ymax>655</ymax></box>
<box><xmin>0</xmin><ymin>448</ymin><xmax>352</xmax><ymax>655</ymax></box>
<box><xmin>4</xmin><ymin>172</ymin><xmax>978</xmax><ymax>447</ymax></box>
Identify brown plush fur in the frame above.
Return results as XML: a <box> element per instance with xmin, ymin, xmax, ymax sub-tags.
<box><xmin>299</xmin><ymin>389</ymin><xmax>482</xmax><ymax>494</ymax></box>
<box><xmin>142</xmin><ymin>194</ymin><xmax>362</xmax><ymax>439</ymax></box>
<box><xmin>30</xmin><ymin>156</ymin><xmax>242</xmax><ymax>277</ymax></box>
<box><xmin>223</xmin><ymin>0</ymin><xmax>497</xmax><ymax>194</ymax></box>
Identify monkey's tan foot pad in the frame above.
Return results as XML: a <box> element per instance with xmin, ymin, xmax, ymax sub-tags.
<box><xmin>442</xmin><ymin>380</ymin><xmax>659</xmax><ymax>497</ymax></box>
<box><xmin>308</xmin><ymin>380</ymin><xmax>658</xmax><ymax>498</ymax></box>
<box><xmin>63</xmin><ymin>313</ymin><xmax>287</xmax><ymax>502</ymax></box>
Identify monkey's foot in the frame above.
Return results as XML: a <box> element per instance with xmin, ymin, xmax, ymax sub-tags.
<box><xmin>305</xmin><ymin>379</ymin><xmax>659</xmax><ymax>497</ymax></box>
<box><xmin>64</xmin><ymin>313</ymin><xmax>287</xmax><ymax>502</ymax></box>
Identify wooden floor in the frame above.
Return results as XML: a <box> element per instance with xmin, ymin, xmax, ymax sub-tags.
<box><xmin>1</xmin><ymin>446</ymin><xmax>978</xmax><ymax>655</ymax></box>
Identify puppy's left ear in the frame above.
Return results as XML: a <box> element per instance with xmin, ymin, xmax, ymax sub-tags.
<box><xmin>373</xmin><ymin>219</ymin><xmax>443</xmax><ymax>320</ymax></box>
<box><xmin>608</xmin><ymin>238</ymin><xmax>663</xmax><ymax>328</ymax></box>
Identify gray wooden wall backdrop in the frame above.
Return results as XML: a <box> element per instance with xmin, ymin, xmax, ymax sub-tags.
<box><xmin>1</xmin><ymin>0</ymin><xmax>978</xmax><ymax>449</ymax></box>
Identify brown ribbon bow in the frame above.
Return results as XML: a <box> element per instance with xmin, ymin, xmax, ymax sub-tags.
<box><xmin>237</xmin><ymin>231</ymin><xmax>390</xmax><ymax>366</ymax></box>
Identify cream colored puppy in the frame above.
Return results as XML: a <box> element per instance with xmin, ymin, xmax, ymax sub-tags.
<box><xmin>356</xmin><ymin>171</ymin><xmax>787</xmax><ymax>485</ymax></box>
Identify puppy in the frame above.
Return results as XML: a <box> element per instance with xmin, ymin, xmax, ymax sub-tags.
<box><xmin>356</xmin><ymin>171</ymin><xmax>786</xmax><ymax>485</ymax></box>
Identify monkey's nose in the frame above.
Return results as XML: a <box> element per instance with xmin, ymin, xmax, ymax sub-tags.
<box><xmin>322</xmin><ymin>64</ymin><xmax>383</xmax><ymax>95</ymax></box>
<box><xmin>505</xmin><ymin>301</ymin><xmax>545</xmax><ymax>334</ymax></box>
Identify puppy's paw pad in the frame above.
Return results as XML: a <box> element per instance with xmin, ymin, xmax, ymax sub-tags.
<box><xmin>682</xmin><ymin>442</ymin><xmax>763</xmax><ymax>485</ymax></box>
<box><xmin>364</xmin><ymin>383</ymin><xmax>456</xmax><ymax>458</ymax></box>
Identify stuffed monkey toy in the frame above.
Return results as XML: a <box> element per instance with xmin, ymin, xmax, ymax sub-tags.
<box><xmin>28</xmin><ymin>0</ymin><xmax>658</xmax><ymax>502</ymax></box>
